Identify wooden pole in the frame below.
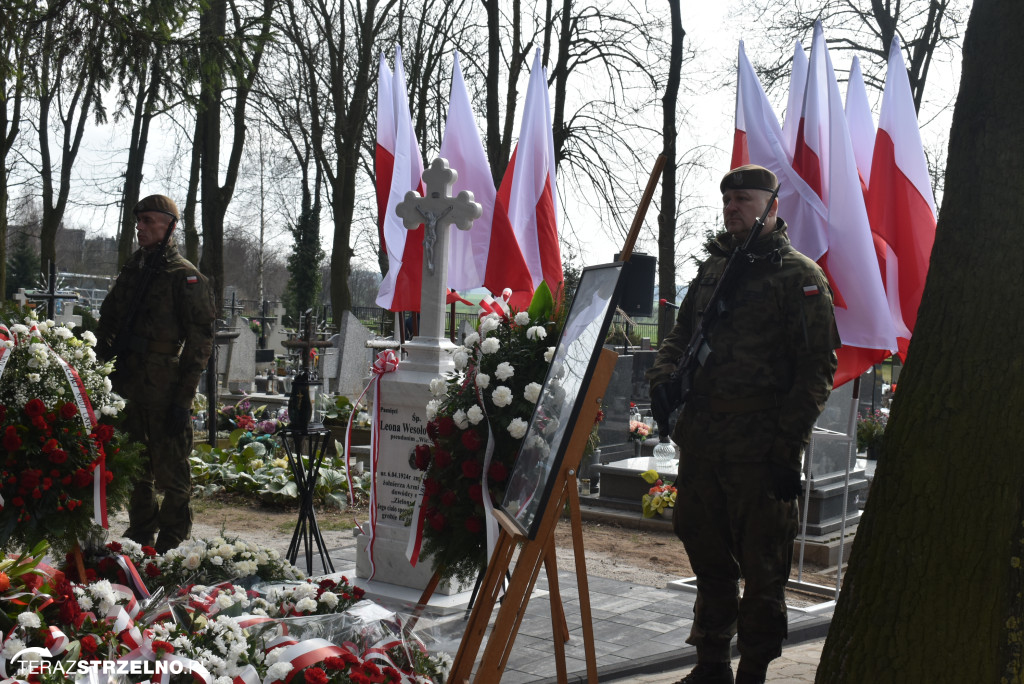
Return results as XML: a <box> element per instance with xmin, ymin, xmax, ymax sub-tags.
<box><xmin>618</xmin><ymin>155</ymin><xmax>667</xmax><ymax>263</ymax></box>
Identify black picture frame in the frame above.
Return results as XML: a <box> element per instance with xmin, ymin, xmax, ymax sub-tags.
<box><xmin>499</xmin><ymin>262</ymin><xmax>625</xmax><ymax>539</ymax></box>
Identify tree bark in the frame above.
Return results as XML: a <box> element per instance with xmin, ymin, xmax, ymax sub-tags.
<box><xmin>658</xmin><ymin>0</ymin><xmax>683</xmax><ymax>342</ymax></box>
<box><xmin>817</xmin><ymin>0</ymin><xmax>1024</xmax><ymax>679</ymax></box>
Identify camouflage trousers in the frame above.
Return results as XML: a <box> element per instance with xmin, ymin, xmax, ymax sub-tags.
<box><xmin>672</xmin><ymin>456</ymin><xmax>798</xmax><ymax>668</ymax></box>
<box><xmin>122</xmin><ymin>402</ymin><xmax>193</xmax><ymax>553</ymax></box>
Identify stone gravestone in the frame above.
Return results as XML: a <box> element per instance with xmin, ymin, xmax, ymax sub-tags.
<box><xmin>802</xmin><ymin>379</ymin><xmax>869</xmax><ymax>536</ymax></box>
<box><xmin>225</xmin><ymin>325</ymin><xmax>258</xmax><ymax>393</ymax></box>
<box><xmin>327</xmin><ymin>311</ymin><xmax>375</xmax><ymax>400</ymax></box>
<box><xmin>354</xmin><ymin>158</ymin><xmax>480</xmax><ymax>593</ymax></box>
<box><xmin>457</xmin><ymin>318</ymin><xmax>475</xmax><ymax>346</ymax></box>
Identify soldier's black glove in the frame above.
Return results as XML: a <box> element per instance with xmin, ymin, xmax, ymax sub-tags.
<box><xmin>167</xmin><ymin>405</ymin><xmax>192</xmax><ymax>434</ymax></box>
<box><xmin>769</xmin><ymin>463</ymin><xmax>802</xmax><ymax>502</ymax></box>
<box><xmin>650</xmin><ymin>382</ymin><xmax>681</xmax><ymax>434</ymax></box>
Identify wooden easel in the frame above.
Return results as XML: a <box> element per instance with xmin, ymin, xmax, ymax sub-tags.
<box><xmin>447</xmin><ymin>347</ymin><xmax>616</xmax><ymax>684</ymax></box>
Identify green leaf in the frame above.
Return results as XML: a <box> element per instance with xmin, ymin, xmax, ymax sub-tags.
<box><xmin>527</xmin><ymin>281</ymin><xmax>555</xmax><ymax>320</ymax></box>
<box><xmin>640</xmin><ymin>469</ymin><xmax>661</xmax><ymax>484</ymax></box>
<box><xmin>229</xmin><ymin>428</ymin><xmax>246</xmax><ymax>447</ymax></box>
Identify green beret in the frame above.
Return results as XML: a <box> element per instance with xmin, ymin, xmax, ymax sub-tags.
<box><xmin>720</xmin><ymin>164</ymin><xmax>779</xmax><ymax>194</ymax></box>
<box><xmin>133</xmin><ymin>194</ymin><xmax>179</xmax><ymax>220</ymax></box>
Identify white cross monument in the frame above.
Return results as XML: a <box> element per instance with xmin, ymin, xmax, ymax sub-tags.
<box><xmin>354</xmin><ymin>158</ymin><xmax>482</xmax><ymax>595</ymax></box>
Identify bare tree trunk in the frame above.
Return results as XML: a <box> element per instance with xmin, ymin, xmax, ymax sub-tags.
<box><xmin>817</xmin><ymin>0</ymin><xmax>1024</xmax><ymax>679</ymax></box>
<box><xmin>658</xmin><ymin>0</ymin><xmax>683</xmax><ymax>342</ymax></box>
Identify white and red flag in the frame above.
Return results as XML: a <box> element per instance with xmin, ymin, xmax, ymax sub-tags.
<box><xmin>375</xmin><ymin>53</ymin><xmax>395</xmax><ymax>264</ymax></box>
<box><xmin>845</xmin><ymin>56</ymin><xmax>876</xmax><ymax>193</ymax></box>
<box><xmin>439</xmin><ymin>52</ymin><xmax>534</xmax><ymax>309</ymax></box>
<box><xmin>780</xmin><ymin>40</ymin><xmax>808</xmax><ymax>163</ymax></box>
<box><xmin>375</xmin><ymin>46</ymin><xmax>425</xmax><ymax>312</ymax></box>
<box><xmin>497</xmin><ymin>50</ymin><xmax>563</xmax><ymax>297</ymax></box>
<box><xmin>866</xmin><ymin>36</ymin><xmax>937</xmax><ymax>360</ymax></box>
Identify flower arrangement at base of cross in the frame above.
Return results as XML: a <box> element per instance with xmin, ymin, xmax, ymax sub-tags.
<box><xmin>856</xmin><ymin>408</ymin><xmax>888</xmax><ymax>457</ymax></box>
<box><xmin>0</xmin><ymin>539</ymin><xmax>451</xmax><ymax>683</ymax></box>
<box><xmin>411</xmin><ymin>284</ymin><xmax>563</xmax><ymax>583</ymax></box>
<box><xmin>0</xmin><ymin>309</ymin><xmax>142</xmax><ymax>554</ymax></box>
<box><xmin>640</xmin><ymin>469</ymin><xmax>677</xmax><ymax>518</ymax></box>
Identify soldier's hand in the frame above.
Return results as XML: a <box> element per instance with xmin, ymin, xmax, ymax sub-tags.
<box><xmin>769</xmin><ymin>463</ymin><xmax>802</xmax><ymax>502</ymax></box>
<box><xmin>166</xmin><ymin>405</ymin><xmax>192</xmax><ymax>434</ymax></box>
<box><xmin>650</xmin><ymin>382</ymin><xmax>680</xmax><ymax>432</ymax></box>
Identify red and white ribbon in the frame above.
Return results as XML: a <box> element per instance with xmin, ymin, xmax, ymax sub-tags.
<box><xmin>264</xmin><ymin>638</ymin><xmax>344</xmax><ymax>684</ymax></box>
<box><xmin>404</xmin><ymin>476</ymin><xmax>428</xmax><ymax>567</ymax></box>
<box><xmin>0</xmin><ymin>322</ymin><xmax>14</xmax><ymax>382</ymax></box>
<box><xmin>115</xmin><ymin>555</ymin><xmax>151</xmax><ymax>600</ymax></box>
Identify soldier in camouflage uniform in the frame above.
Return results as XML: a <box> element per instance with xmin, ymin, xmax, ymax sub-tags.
<box><xmin>647</xmin><ymin>165</ymin><xmax>839</xmax><ymax>684</ymax></box>
<box><xmin>97</xmin><ymin>195</ymin><xmax>215</xmax><ymax>553</ymax></box>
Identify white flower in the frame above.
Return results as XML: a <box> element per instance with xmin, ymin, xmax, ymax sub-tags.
<box><xmin>216</xmin><ymin>544</ymin><xmax>234</xmax><ymax>558</ymax></box>
<box><xmin>17</xmin><ymin>612</ymin><xmax>41</xmax><ymax>628</ymax></box>
<box><xmin>524</xmin><ymin>382</ymin><xmax>542</xmax><ymax>403</ymax></box>
<box><xmin>81</xmin><ymin>330</ymin><xmax>97</xmax><ymax>345</ymax></box>
<box><xmin>429</xmin><ymin>378</ymin><xmax>447</xmax><ymax>397</ymax></box>
<box><xmin>479</xmin><ymin>315</ymin><xmax>500</xmax><ymax>334</ymax></box>
<box><xmin>217</xmin><ymin>593</ymin><xmax>235</xmax><ymax>609</ymax></box>
<box><xmin>507</xmin><ymin>418</ymin><xmax>529</xmax><ymax>439</ymax></box>
<box><xmin>467</xmin><ymin>404</ymin><xmax>484</xmax><ymax>425</ymax></box>
<box><xmin>495</xmin><ymin>362</ymin><xmax>515</xmax><ymax>381</ymax></box>
<box><xmin>492</xmin><ymin>386</ymin><xmax>513</xmax><ymax>407</ymax></box>
<box><xmin>319</xmin><ymin>591</ymin><xmax>339</xmax><ymax>609</ymax></box>
<box><xmin>27</xmin><ymin>373</ymin><xmax>41</xmax><ymax>383</ymax></box>
<box><xmin>453</xmin><ymin>348</ymin><xmax>469</xmax><ymax>370</ymax></box>
<box><xmin>210</xmin><ymin>555</ymin><xmax>224</xmax><ymax>566</ymax></box>
<box><xmin>2</xmin><ymin>637</ymin><xmax>25</xmax><ymax>659</ymax></box>
<box><xmin>480</xmin><ymin>338</ymin><xmax>500</xmax><ymax>354</ymax></box>
<box><xmin>54</xmin><ymin>326</ymin><xmax>73</xmax><ymax>339</ymax></box>
<box><xmin>267</xmin><ymin>662</ymin><xmax>293</xmax><ymax>682</ymax></box>
<box><xmin>544</xmin><ymin>347</ymin><xmax>555</xmax><ymax>362</ymax></box>
<box><xmin>527</xmin><ymin>325</ymin><xmax>547</xmax><ymax>340</ymax></box>
<box><xmin>425</xmin><ymin>399</ymin><xmax>439</xmax><ymax>421</ymax></box>
<box><xmin>294</xmin><ymin>597</ymin><xmax>318</xmax><ymax>613</ymax></box>
<box><xmin>184</xmin><ymin>553</ymin><xmax>203</xmax><ymax>570</ymax></box>
<box><xmin>101</xmin><ymin>405</ymin><xmax>119</xmax><ymax>416</ymax></box>
<box><xmin>463</xmin><ymin>332</ymin><xmax>480</xmax><ymax>347</ymax></box>
<box><xmin>10</xmin><ymin>324</ymin><xmax>28</xmax><ymax>335</ymax></box>
<box><xmin>475</xmin><ymin>373</ymin><xmax>490</xmax><ymax>389</ymax></box>
<box><xmin>453</xmin><ymin>410</ymin><xmax>469</xmax><ymax>430</ymax></box>
<box><xmin>514</xmin><ymin>312</ymin><xmax>530</xmax><ymax>325</ymax></box>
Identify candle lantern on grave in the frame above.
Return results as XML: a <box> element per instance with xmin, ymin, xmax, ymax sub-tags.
<box><xmin>281</xmin><ymin>309</ymin><xmax>331</xmax><ymax>432</ymax></box>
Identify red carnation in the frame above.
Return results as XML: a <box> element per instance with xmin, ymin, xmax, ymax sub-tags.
<box><xmin>436</xmin><ymin>416</ymin><xmax>456</xmax><ymax>437</ymax></box>
<box><xmin>80</xmin><ymin>635</ymin><xmax>99</xmax><ymax>655</ymax></box>
<box><xmin>60</xmin><ymin>402</ymin><xmax>78</xmax><ymax>420</ymax></box>
<box><xmin>42</xmin><ymin>438</ymin><xmax>58</xmax><ymax>453</ymax></box>
<box><xmin>461</xmin><ymin>429</ymin><xmax>483</xmax><ymax>451</ymax></box>
<box><xmin>441</xmin><ymin>490</ymin><xmax>457</xmax><ymax>507</ymax></box>
<box><xmin>72</xmin><ymin>469</ymin><xmax>92</xmax><ymax>489</ymax></box>
<box><xmin>360</xmin><ymin>662</ymin><xmax>381</xmax><ymax>677</ymax></box>
<box><xmin>426</xmin><ymin>421</ymin><xmax>439</xmax><ymax>440</ymax></box>
<box><xmin>429</xmin><ymin>512</ymin><xmax>446</xmax><ymax>531</ymax></box>
<box><xmin>24</xmin><ymin>398</ymin><xmax>45</xmax><ymax>418</ymax></box>
<box><xmin>465</xmin><ymin>517</ymin><xmax>483</xmax><ymax>534</ymax></box>
<box><xmin>461</xmin><ymin>459</ymin><xmax>482</xmax><ymax>479</ymax></box>
<box><xmin>11</xmin><ymin>496</ymin><xmax>24</xmax><ymax>508</ymax></box>
<box><xmin>144</xmin><ymin>563</ymin><xmax>161</xmax><ymax>578</ymax></box>
<box><xmin>350</xmin><ymin>674</ymin><xmax>371</xmax><ymax>684</ymax></box>
<box><xmin>142</xmin><ymin>546</ymin><xmax>157</xmax><ymax>557</ymax></box>
<box><xmin>58</xmin><ymin>595</ymin><xmax>82</xmax><ymax>625</ymax></box>
<box><xmin>423</xmin><ymin>478</ymin><xmax>441</xmax><ymax>496</ymax></box>
<box><xmin>106</xmin><ymin>541</ymin><xmax>123</xmax><ymax>553</ymax></box>
<box><xmin>153</xmin><ymin>640</ymin><xmax>174</xmax><ymax>656</ymax></box>
<box><xmin>382</xmin><ymin>666</ymin><xmax>402</xmax><ymax>683</ymax></box>
<box><xmin>49</xmin><ymin>449</ymin><xmax>68</xmax><ymax>465</ymax></box>
<box><xmin>413</xmin><ymin>444</ymin><xmax>431</xmax><ymax>471</ymax></box>
<box><xmin>323</xmin><ymin>657</ymin><xmax>348</xmax><ymax>672</ymax></box>
<box><xmin>306</xmin><ymin>668</ymin><xmax>329</xmax><ymax>684</ymax></box>
<box><xmin>93</xmin><ymin>424</ymin><xmax>115</xmax><ymax>444</ymax></box>
<box><xmin>433</xmin><ymin>448</ymin><xmax>452</xmax><ymax>469</ymax></box>
<box><xmin>2</xmin><ymin>426</ymin><xmax>20</xmax><ymax>452</ymax></box>
<box><xmin>488</xmin><ymin>462</ymin><xmax>509</xmax><ymax>483</ymax></box>
<box><xmin>468</xmin><ymin>483</ymin><xmax>483</xmax><ymax>503</ymax></box>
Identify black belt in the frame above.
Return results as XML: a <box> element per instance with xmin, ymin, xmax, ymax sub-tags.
<box><xmin>689</xmin><ymin>394</ymin><xmax>780</xmax><ymax>413</ymax></box>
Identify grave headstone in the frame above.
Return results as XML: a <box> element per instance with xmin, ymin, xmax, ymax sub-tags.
<box><xmin>354</xmin><ymin>158</ymin><xmax>479</xmax><ymax>594</ymax></box>
<box><xmin>225</xmin><ymin>325</ymin><xmax>258</xmax><ymax>393</ymax></box>
<box><xmin>327</xmin><ymin>311</ymin><xmax>375</xmax><ymax>400</ymax></box>
<box><xmin>595</xmin><ymin>352</ymin><xmax>635</xmax><ymax>463</ymax></box>
<box><xmin>457</xmin><ymin>319</ymin><xmax>475</xmax><ymax>346</ymax></box>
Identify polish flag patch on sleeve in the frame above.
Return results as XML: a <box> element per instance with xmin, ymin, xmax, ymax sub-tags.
<box><xmin>186</xmin><ymin>275</ymin><xmax>199</xmax><ymax>285</ymax></box>
<box><xmin>803</xmin><ymin>284</ymin><xmax>820</xmax><ymax>297</ymax></box>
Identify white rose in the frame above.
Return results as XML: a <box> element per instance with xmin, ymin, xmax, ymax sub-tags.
<box><xmin>453</xmin><ymin>349</ymin><xmax>469</xmax><ymax>370</ymax></box>
<box><xmin>475</xmin><ymin>373</ymin><xmax>491</xmax><ymax>389</ymax></box>
<box><xmin>463</xmin><ymin>332</ymin><xmax>480</xmax><ymax>347</ymax></box>
<box><xmin>453</xmin><ymin>410</ymin><xmax>469</xmax><ymax>429</ymax></box>
<box><xmin>294</xmin><ymin>597</ymin><xmax>318</xmax><ymax>613</ymax></box>
<box><xmin>467</xmin><ymin>404</ymin><xmax>484</xmax><ymax>425</ymax></box>
<box><xmin>27</xmin><ymin>373</ymin><xmax>40</xmax><ymax>383</ymax></box>
<box><xmin>429</xmin><ymin>378</ymin><xmax>447</xmax><ymax>397</ymax></box>
<box><xmin>81</xmin><ymin>330</ymin><xmax>97</xmax><ymax>346</ymax></box>
<box><xmin>479</xmin><ymin>315</ymin><xmax>500</xmax><ymax>334</ymax></box>
<box><xmin>425</xmin><ymin>399</ymin><xmax>439</xmax><ymax>421</ymax></box>
<box><xmin>54</xmin><ymin>326</ymin><xmax>73</xmax><ymax>339</ymax></box>
<box><xmin>495</xmin><ymin>362</ymin><xmax>515</xmax><ymax>381</ymax></box>
<box><xmin>319</xmin><ymin>591</ymin><xmax>339</xmax><ymax>609</ymax></box>
<box><xmin>527</xmin><ymin>325</ymin><xmax>547</xmax><ymax>340</ymax></box>
<box><xmin>524</xmin><ymin>382</ymin><xmax>542</xmax><ymax>403</ymax></box>
<box><xmin>544</xmin><ymin>347</ymin><xmax>555</xmax><ymax>362</ymax></box>
<box><xmin>514</xmin><ymin>312</ymin><xmax>530</xmax><ymax>325</ymax></box>
<box><xmin>184</xmin><ymin>553</ymin><xmax>202</xmax><ymax>570</ymax></box>
<box><xmin>507</xmin><ymin>418</ymin><xmax>528</xmax><ymax>439</ymax></box>
<box><xmin>492</xmin><ymin>386</ymin><xmax>513</xmax><ymax>407</ymax></box>
<box><xmin>480</xmin><ymin>338</ymin><xmax>499</xmax><ymax>354</ymax></box>
<box><xmin>210</xmin><ymin>555</ymin><xmax>224</xmax><ymax>566</ymax></box>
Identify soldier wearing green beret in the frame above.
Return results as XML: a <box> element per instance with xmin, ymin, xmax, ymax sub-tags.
<box><xmin>647</xmin><ymin>165</ymin><xmax>840</xmax><ymax>684</ymax></box>
<box><xmin>97</xmin><ymin>194</ymin><xmax>216</xmax><ymax>553</ymax></box>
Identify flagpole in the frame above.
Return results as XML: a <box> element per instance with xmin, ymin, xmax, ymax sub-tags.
<box><xmin>618</xmin><ymin>154</ymin><xmax>667</xmax><ymax>262</ymax></box>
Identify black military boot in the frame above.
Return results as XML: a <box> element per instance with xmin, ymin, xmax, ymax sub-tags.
<box><xmin>673</xmin><ymin>662</ymin><xmax>734</xmax><ymax>684</ymax></box>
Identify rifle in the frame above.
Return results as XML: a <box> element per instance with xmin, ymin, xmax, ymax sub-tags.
<box><xmin>107</xmin><ymin>219</ymin><xmax>178</xmax><ymax>361</ymax></box>
<box><xmin>654</xmin><ymin>185</ymin><xmax>781</xmax><ymax>433</ymax></box>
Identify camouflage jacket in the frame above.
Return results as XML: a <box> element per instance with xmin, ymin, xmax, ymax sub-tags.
<box><xmin>646</xmin><ymin>220</ymin><xmax>839</xmax><ymax>472</ymax></box>
<box><xmin>97</xmin><ymin>243</ymin><xmax>215</xmax><ymax>410</ymax></box>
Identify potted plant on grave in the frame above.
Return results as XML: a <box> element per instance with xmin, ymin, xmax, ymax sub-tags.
<box><xmin>857</xmin><ymin>409</ymin><xmax>888</xmax><ymax>460</ymax></box>
<box><xmin>411</xmin><ymin>283</ymin><xmax>563</xmax><ymax>583</ymax></box>
<box><xmin>639</xmin><ymin>469</ymin><xmax>677</xmax><ymax>519</ymax></box>
<box><xmin>0</xmin><ymin>309</ymin><xmax>142</xmax><ymax>554</ymax></box>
